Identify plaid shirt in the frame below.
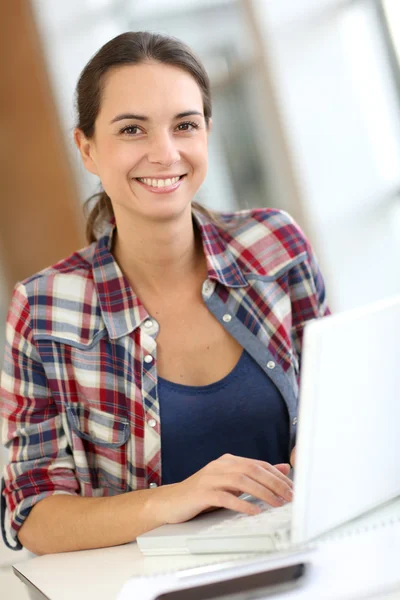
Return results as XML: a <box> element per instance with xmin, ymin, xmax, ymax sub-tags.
<box><xmin>1</xmin><ymin>207</ymin><xmax>329</xmax><ymax>549</ymax></box>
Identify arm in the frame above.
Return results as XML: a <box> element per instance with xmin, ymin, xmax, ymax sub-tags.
<box><xmin>18</xmin><ymin>489</ymin><xmax>164</xmax><ymax>554</ymax></box>
<box><xmin>1</xmin><ymin>284</ymin><xmax>80</xmax><ymax>551</ymax></box>
<box><xmin>19</xmin><ymin>455</ymin><xmax>293</xmax><ymax>555</ymax></box>
<box><xmin>286</xmin><ymin>215</ymin><xmax>331</xmax><ymax>463</ymax></box>
<box><xmin>289</xmin><ymin>228</ymin><xmax>331</xmax><ymax>360</ymax></box>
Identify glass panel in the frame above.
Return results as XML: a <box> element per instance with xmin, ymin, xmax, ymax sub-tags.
<box><xmin>32</xmin><ymin>0</ymin><xmax>275</xmax><ymax>214</ymax></box>
<box><xmin>381</xmin><ymin>0</ymin><xmax>400</xmax><ymax>62</ymax></box>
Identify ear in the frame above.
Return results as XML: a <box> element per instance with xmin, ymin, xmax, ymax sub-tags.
<box><xmin>207</xmin><ymin>118</ymin><xmax>213</xmax><ymax>135</ymax></box>
<box><xmin>74</xmin><ymin>128</ymin><xmax>99</xmax><ymax>176</ymax></box>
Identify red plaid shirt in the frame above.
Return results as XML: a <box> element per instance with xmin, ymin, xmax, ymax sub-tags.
<box><xmin>1</xmin><ymin>207</ymin><xmax>330</xmax><ymax>549</ymax></box>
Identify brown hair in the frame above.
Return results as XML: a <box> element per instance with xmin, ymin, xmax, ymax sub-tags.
<box><xmin>75</xmin><ymin>31</ymin><xmax>212</xmax><ymax>243</ymax></box>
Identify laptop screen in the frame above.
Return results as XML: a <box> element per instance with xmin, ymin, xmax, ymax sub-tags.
<box><xmin>292</xmin><ymin>296</ymin><xmax>400</xmax><ymax>544</ymax></box>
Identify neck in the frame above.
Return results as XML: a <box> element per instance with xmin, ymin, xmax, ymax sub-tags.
<box><xmin>112</xmin><ymin>205</ymin><xmax>206</xmax><ymax>296</ymax></box>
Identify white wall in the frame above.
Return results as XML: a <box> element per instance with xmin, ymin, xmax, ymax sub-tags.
<box><xmin>251</xmin><ymin>0</ymin><xmax>400</xmax><ymax>310</ymax></box>
<box><xmin>31</xmin><ymin>0</ymin><xmax>252</xmax><ymax>213</ymax></box>
<box><xmin>30</xmin><ymin>0</ymin><xmax>400</xmax><ymax>310</ymax></box>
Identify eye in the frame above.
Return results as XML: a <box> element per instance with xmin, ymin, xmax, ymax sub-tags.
<box><xmin>119</xmin><ymin>125</ymin><xmax>141</xmax><ymax>136</ymax></box>
<box><xmin>176</xmin><ymin>121</ymin><xmax>199</xmax><ymax>132</ymax></box>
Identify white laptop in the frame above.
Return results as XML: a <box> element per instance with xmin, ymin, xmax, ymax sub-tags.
<box><xmin>137</xmin><ymin>296</ymin><xmax>400</xmax><ymax>556</ymax></box>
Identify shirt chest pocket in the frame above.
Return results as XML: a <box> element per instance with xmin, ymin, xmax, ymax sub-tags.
<box><xmin>66</xmin><ymin>404</ymin><xmax>130</xmax><ymax>495</ymax></box>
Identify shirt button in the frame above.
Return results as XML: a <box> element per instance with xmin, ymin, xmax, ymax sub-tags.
<box><xmin>144</xmin><ymin>319</ymin><xmax>153</xmax><ymax>329</ymax></box>
<box><xmin>222</xmin><ymin>314</ymin><xmax>232</xmax><ymax>323</ymax></box>
<box><xmin>149</xmin><ymin>482</ymin><xmax>158</xmax><ymax>489</ymax></box>
<box><xmin>292</xmin><ymin>417</ymin><xmax>298</xmax><ymax>426</ymax></box>
<box><xmin>202</xmin><ymin>280</ymin><xmax>213</xmax><ymax>294</ymax></box>
<box><xmin>148</xmin><ymin>418</ymin><xmax>156</xmax><ymax>428</ymax></box>
<box><xmin>144</xmin><ymin>355</ymin><xmax>153</xmax><ymax>364</ymax></box>
<box><xmin>267</xmin><ymin>361</ymin><xmax>276</xmax><ymax>369</ymax></box>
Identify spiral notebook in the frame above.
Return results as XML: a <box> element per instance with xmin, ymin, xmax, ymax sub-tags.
<box><xmin>120</xmin><ymin>522</ymin><xmax>400</xmax><ymax>600</ymax></box>
<box><xmin>137</xmin><ymin>296</ymin><xmax>400</xmax><ymax>556</ymax></box>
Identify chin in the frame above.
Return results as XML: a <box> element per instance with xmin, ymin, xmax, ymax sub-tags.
<box><xmin>138</xmin><ymin>196</ymin><xmax>193</xmax><ymax>223</ymax></box>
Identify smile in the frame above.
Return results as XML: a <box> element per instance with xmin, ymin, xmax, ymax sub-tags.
<box><xmin>135</xmin><ymin>175</ymin><xmax>186</xmax><ymax>194</ymax></box>
<box><xmin>137</xmin><ymin>176</ymin><xmax>183</xmax><ymax>187</ymax></box>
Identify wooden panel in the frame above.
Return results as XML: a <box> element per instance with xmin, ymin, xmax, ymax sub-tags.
<box><xmin>0</xmin><ymin>0</ymin><xmax>85</xmax><ymax>295</ymax></box>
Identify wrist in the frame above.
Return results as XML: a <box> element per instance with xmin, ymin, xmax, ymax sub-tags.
<box><xmin>143</xmin><ymin>483</ymin><xmax>176</xmax><ymax>527</ymax></box>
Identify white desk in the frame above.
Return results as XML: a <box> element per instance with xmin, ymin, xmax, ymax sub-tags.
<box><xmin>13</xmin><ymin>523</ymin><xmax>400</xmax><ymax>600</ymax></box>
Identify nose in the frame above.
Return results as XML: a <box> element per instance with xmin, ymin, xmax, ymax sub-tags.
<box><xmin>147</xmin><ymin>131</ymin><xmax>180</xmax><ymax>166</ymax></box>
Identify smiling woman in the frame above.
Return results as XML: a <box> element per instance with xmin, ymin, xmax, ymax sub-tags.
<box><xmin>76</xmin><ymin>60</ymin><xmax>210</xmax><ymax>236</ymax></box>
<box><xmin>75</xmin><ymin>32</ymin><xmax>212</xmax><ymax>242</ymax></box>
<box><xmin>0</xmin><ymin>31</ymin><xmax>330</xmax><ymax>555</ymax></box>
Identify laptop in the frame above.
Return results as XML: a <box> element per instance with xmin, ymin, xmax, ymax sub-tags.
<box><xmin>137</xmin><ymin>296</ymin><xmax>400</xmax><ymax>556</ymax></box>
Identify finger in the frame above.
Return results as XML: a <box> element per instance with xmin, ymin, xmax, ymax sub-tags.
<box><xmin>250</xmin><ymin>467</ymin><xmax>293</xmax><ymax>501</ymax></box>
<box><xmin>221</xmin><ymin>455</ymin><xmax>293</xmax><ymax>487</ymax></box>
<box><xmin>252</xmin><ymin>461</ymin><xmax>293</xmax><ymax>486</ymax></box>
<box><xmin>290</xmin><ymin>447</ymin><xmax>296</xmax><ymax>468</ymax></box>
<box><xmin>226</xmin><ymin>457</ymin><xmax>294</xmax><ymax>494</ymax></box>
<box><xmin>225</xmin><ymin>474</ymin><xmax>293</xmax><ymax>506</ymax></box>
<box><xmin>216</xmin><ymin>473</ymin><xmax>292</xmax><ymax>505</ymax></box>
<box><xmin>210</xmin><ymin>491</ymin><xmax>262</xmax><ymax>515</ymax></box>
<box><xmin>274</xmin><ymin>463</ymin><xmax>291</xmax><ymax>476</ymax></box>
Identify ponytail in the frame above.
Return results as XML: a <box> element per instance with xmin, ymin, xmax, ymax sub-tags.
<box><xmin>84</xmin><ymin>191</ymin><xmax>114</xmax><ymax>243</ymax></box>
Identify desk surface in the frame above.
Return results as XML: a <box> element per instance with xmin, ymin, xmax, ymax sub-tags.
<box><xmin>14</xmin><ymin>543</ymin><xmax>251</xmax><ymax>600</ymax></box>
<box><xmin>13</xmin><ymin>522</ymin><xmax>400</xmax><ymax>600</ymax></box>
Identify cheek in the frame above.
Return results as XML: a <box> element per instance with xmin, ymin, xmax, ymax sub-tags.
<box><xmin>189</xmin><ymin>138</ymin><xmax>209</xmax><ymax>169</ymax></box>
<box><xmin>99</xmin><ymin>144</ymin><xmax>141</xmax><ymax>192</ymax></box>
<box><xmin>95</xmin><ymin>145</ymin><xmax>139</xmax><ymax>196</ymax></box>
<box><xmin>97</xmin><ymin>140</ymin><xmax>140</xmax><ymax>175</ymax></box>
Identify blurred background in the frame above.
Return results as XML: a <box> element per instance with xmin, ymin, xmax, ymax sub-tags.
<box><xmin>1</xmin><ymin>1</ymin><xmax>400</xmax><ymax>594</ymax></box>
<box><xmin>2</xmin><ymin>0</ymin><xmax>400</xmax><ymax>338</ymax></box>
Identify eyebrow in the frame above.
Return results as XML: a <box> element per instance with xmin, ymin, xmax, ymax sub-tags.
<box><xmin>109</xmin><ymin>110</ymin><xmax>204</xmax><ymax>124</ymax></box>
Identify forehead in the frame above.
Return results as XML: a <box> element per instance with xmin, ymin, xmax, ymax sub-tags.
<box><xmin>98</xmin><ymin>62</ymin><xmax>204</xmax><ymax>119</ymax></box>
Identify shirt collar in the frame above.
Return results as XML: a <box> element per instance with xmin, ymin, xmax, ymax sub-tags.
<box><xmin>92</xmin><ymin>224</ymin><xmax>148</xmax><ymax>340</ymax></box>
<box><xmin>192</xmin><ymin>207</ymin><xmax>248</xmax><ymax>288</ymax></box>
<box><xmin>92</xmin><ymin>208</ymin><xmax>248</xmax><ymax>340</ymax></box>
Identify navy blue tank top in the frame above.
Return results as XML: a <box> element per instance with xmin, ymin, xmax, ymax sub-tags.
<box><xmin>158</xmin><ymin>350</ymin><xmax>290</xmax><ymax>485</ymax></box>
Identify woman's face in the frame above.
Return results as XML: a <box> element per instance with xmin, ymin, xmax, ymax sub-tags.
<box><xmin>76</xmin><ymin>61</ymin><xmax>210</xmax><ymax>223</ymax></box>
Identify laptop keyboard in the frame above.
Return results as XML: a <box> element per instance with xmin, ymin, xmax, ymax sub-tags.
<box><xmin>199</xmin><ymin>501</ymin><xmax>292</xmax><ymax>536</ymax></box>
<box><xmin>186</xmin><ymin>500</ymin><xmax>293</xmax><ymax>553</ymax></box>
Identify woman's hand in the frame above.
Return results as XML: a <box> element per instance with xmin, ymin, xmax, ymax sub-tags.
<box><xmin>290</xmin><ymin>446</ymin><xmax>296</xmax><ymax>468</ymax></box>
<box><xmin>152</xmin><ymin>453</ymin><xmax>294</xmax><ymax>525</ymax></box>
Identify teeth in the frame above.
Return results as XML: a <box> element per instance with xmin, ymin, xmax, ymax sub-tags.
<box><xmin>138</xmin><ymin>176</ymin><xmax>181</xmax><ymax>188</ymax></box>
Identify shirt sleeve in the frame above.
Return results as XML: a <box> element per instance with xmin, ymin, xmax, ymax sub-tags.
<box><xmin>1</xmin><ymin>283</ymin><xmax>79</xmax><ymax>550</ymax></box>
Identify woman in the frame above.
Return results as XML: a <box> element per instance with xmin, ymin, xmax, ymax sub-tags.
<box><xmin>1</xmin><ymin>32</ymin><xmax>329</xmax><ymax>555</ymax></box>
